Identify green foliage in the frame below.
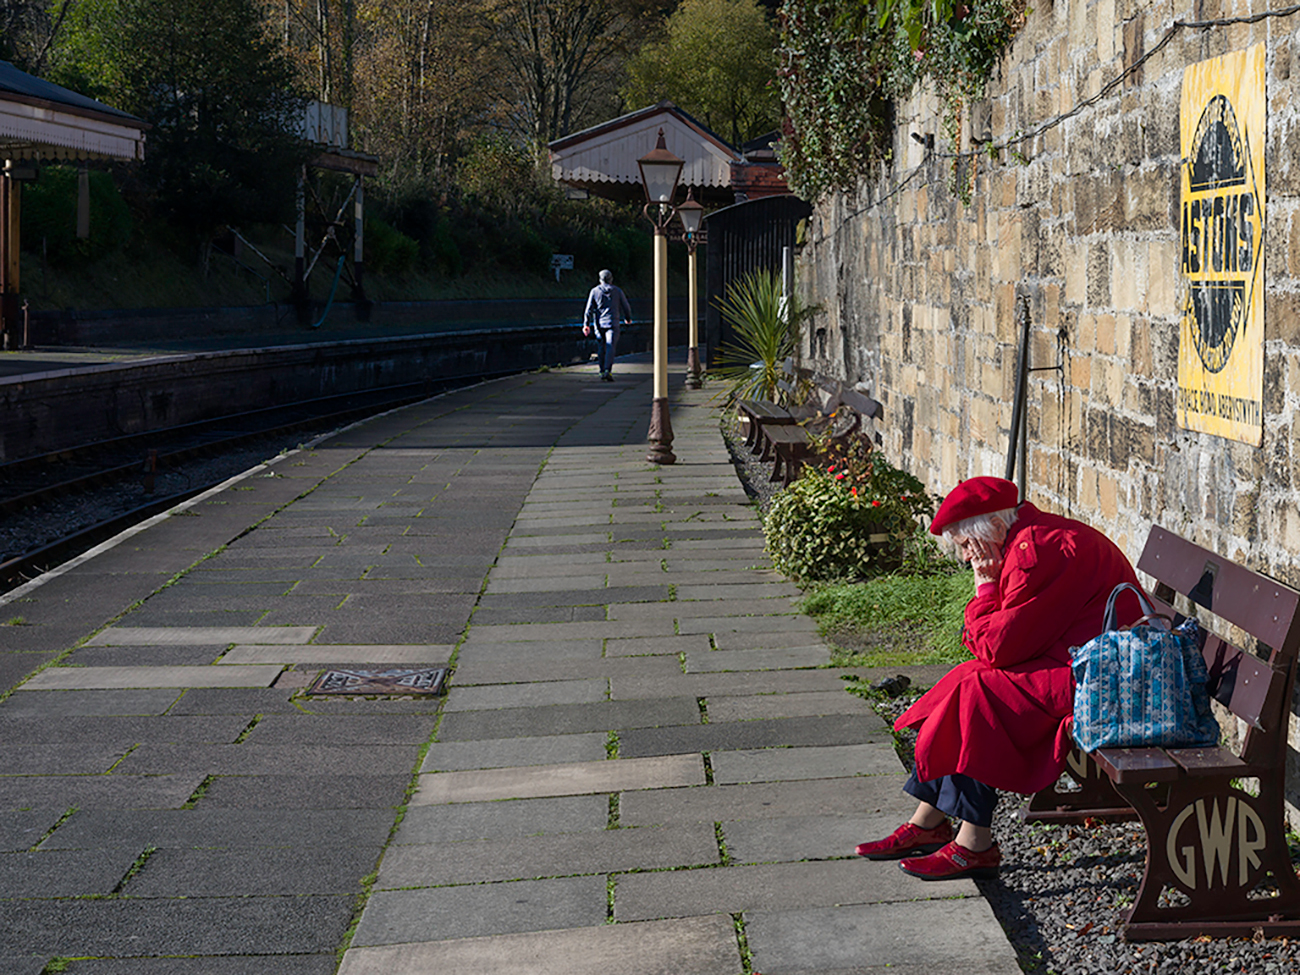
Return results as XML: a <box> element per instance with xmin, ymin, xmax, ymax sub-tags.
<box><xmin>21</xmin><ymin>167</ymin><xmax>133</xmax><ymax>265</ymax></box>
<box><xmin>622</xmin><ymin>0</ymin><xmax>781</xmax><ymax>146</ymax></box>
<box><xmin>763</xmin><ymin>452</ymin><xmax>934</xmax><ymax>582</ymax></box>
<box><xmin>710</xmin><ymin>268</ymin><xmax>809</xmax><ymax>404</ymax></box>
<box><xmin>50</xmin><ymin>0</ymin><xmax>309</xmax><ymax>240</ymax></box>
<box><xmin>364</xmin><ymin>218</ymin><xmax>419</xmax><ymax>276</ymax></box>
<box><xmin>777</xmin><ymin>0</ymin><xmax>1027</xmax><ymax>200</ymax></box>
<box><xmin>805</xmin><ymin>569</ymin><xmax>975</xmax><ymax>666</ymax></box>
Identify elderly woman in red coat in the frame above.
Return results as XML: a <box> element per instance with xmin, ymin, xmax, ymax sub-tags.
<box><xmin>855</xmin><ymin>476</ymin><xmax>1140</xmax><ymax>880</ymax></box>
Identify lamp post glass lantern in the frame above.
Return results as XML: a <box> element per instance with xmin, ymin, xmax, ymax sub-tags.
<box><xmin>677</xmin><ymin>188</ymin><xmax>705</xmax><ymax>389</ymax></box>
<box><xmin>637</xmin><ymin>128</ymin><xmax>683</xmax><ymax>464</ymax></box>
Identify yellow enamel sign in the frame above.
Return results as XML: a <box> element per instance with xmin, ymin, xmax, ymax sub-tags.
<box><xmin>1177</xmin><ymin>43</ymin><xmax>1266</xmax><ymax>445</ymax></box>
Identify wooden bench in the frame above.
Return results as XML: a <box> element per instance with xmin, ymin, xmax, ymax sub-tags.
<box><xmin>764</xmin><ymin>385</ymin><xmax>884</xmax><ymax>487</ymax></box>
<box><xmin>1021</xmin><ymin>526</ymin><xmax>1300</xmax><ymax>941</ymax></box>
<box><xmin>735</xmin><ymin>358</ymin><xmax>814</xmax><ymax>456</ymax></box>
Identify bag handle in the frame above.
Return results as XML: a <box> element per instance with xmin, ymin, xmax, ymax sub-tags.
<box><xmin>1103</xmin><ymin>582</ymin><xmax>1163</xmax><ymax>632</ymax></box>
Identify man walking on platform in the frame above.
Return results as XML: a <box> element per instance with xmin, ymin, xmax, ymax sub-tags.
<box><xmin>582</xmin><ymin>269</ymin><xmax>632</xmax><ymax>381</ymax></box>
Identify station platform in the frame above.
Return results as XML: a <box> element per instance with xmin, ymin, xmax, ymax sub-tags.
<box><xmin>0</xmin><ymin>353</ymin><xmax>1019</xmax><ymax>974</ymax></box>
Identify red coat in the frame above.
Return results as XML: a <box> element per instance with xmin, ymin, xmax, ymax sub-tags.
<box><xmin>895</xmin><ymin>503</ymin><xmax>1141</xmax><ymax>794</ymax></box>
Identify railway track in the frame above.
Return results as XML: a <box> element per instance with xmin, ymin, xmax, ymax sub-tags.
<box><xmin>0</xmin><ymin>378</ymin><xmax>471</xmax><ymax>592</ymax></box>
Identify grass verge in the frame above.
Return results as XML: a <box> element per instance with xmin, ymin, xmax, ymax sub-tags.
<box><xmin>801</xmin><ymin>568</ymin><xmax>976</xmax><ymax>667</ymax></box>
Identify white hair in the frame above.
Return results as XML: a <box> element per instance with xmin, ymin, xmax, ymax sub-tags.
<box><xmin>942</xmin><ymin>506</ymin><xmax>1020</xmax><ymax>542</ymax></box>
<box><xmin>599</xmin><ymin>269</ymin><xmax>613</xmax><ymax>283</ymax></box>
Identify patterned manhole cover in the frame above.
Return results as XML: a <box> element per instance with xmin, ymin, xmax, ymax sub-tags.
<box><xmin>307</xmin><ymin>668</ymin><xmax>449</xmax><ymax>696</ymax></box>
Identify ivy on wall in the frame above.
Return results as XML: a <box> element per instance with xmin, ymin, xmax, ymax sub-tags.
<box><xmin>777</xmin><ymin>0</ymin><xmax>1028</xmax><ymax>202</ymax></box>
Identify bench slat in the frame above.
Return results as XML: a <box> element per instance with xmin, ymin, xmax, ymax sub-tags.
<box><xmin>1138</xmin><ymin>526</ymin><xmax>1300</xmax><ymax>653</ymax></box>
<box><xmin>1201</xmin><ymin>633</ymin><xmax>1279</xmax><ymax>730</ymax></box>
<box><xmin>1166</xmin><ymin>746</ymin><xmax>1251</xmax><ymax>776</ymax></box>
<box><xmin>1093</xmin><ymin>746</ymin><xmax>1182</xmax><ymax>783</ymax></box>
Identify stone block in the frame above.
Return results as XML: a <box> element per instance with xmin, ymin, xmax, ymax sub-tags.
<box><xmin>19</xmin><ymin>665</ymin><xmax>284</xmax><ymax>691</ymax></box>
<box><xmin>710</xmin><ymin>742</ymin><xmax>903</xmax><ymax>785</ymax></box>
<box><xmin>392</xmin><ymin>795</ymin><xmax>609</xmax><ymax>845</ymax></box>
<box><xmin>410</xmin><ymin>753</ymin><xmax>705</xmax><ymax>805</ymax></box>
<box><xmin>422</xmin><ymin>733</ymin><xmax>608</xmax><ymax>772</ymax></box>
<box><xmin>349</xmin><ymin>876</ymin><xmax>608</xmax><ymax>946</ymax></box>
<box><xmin>746</xmin><ymin>900</ymin><xmax>1021</xmax><ymax>975</ymax></box>
<box><xmin>337</xmin><ymin>915</ymin><xmax>740</xmax><ymax>975</ymax></box>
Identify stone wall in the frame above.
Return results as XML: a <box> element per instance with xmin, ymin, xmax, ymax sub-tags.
<box><xmin>796</xmin><ymin>1</ymin><xmax>1300</xmax><ymax>815</ymax></box>
<box><xmin>801</xmin><ymin>0</ymin><xmax>1300</xmax><ymax>575</ymax></box>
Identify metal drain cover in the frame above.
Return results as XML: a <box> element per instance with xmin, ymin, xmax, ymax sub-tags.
<box><xmin>307</xmin><ymin>668</ymin><xmax>449</xmax><ymax>696</ymax></box>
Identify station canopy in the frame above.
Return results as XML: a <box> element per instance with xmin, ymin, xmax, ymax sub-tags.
<box><xmin>548</xmin><ymin>101</ymin><xmax>739</xmax><ymax>207</ymax></box>
<box><xmin>0</xmin><ymin>60</ymin><xmax>146</xmax><ymax>162</ymax></box>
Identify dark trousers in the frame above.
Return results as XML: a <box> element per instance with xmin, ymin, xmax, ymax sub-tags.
<box><xmin>904</xmin><ymin>770</ymin><xmax>999</xmax><ymax>828</ymax></box>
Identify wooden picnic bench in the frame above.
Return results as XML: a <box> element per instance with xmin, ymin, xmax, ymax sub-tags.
<box><xmin>1021</xmin><ymin>525</ymin><xmax>1300</xmax><ymax>941</ymax></box>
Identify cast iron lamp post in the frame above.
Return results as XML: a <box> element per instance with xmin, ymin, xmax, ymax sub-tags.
<box><xmin>638</xmin><ymin>129</ymin><xmax>684</xmax><ymax>464</ymax></box>
<box><xmin>677</xmin><ymin>188</ymin><xmax>705</xmax><ymax>389</ymax></box>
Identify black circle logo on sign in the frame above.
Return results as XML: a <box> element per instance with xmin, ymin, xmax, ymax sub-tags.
<box><xmin>1181</xmin><ymin>94</ymin><xmax>1263</xmax><ymax>374</ymax></box>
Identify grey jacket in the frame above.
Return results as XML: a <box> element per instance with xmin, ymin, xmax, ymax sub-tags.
<box><xmin>583</xmin><ymin>283</ymin><xmax>632</xmax><ymax>329</ymax></box>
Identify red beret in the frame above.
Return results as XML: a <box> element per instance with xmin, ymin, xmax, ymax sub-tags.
<box><xmin>929</xmin><ymin>477</ymin><xmax>1020</xmax><ymax>536</ymax></box>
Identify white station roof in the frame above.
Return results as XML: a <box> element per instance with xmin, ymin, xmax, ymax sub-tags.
<box><xmin>548</xmin><ymin>102</ymin><xmax>738</xmax><ymax>195</ymax></box>
<box><xmin>0</xmin><ymin>60</ymin><xmax>146</xmax><ymax>162</ymax></box>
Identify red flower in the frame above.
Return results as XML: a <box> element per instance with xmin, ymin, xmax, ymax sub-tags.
<box><xmin>836</xmin><ymin>473</ymin><xmax>846</xmax><ymax>480</ymax></box>
<box><xmin>850</xmin><ymin>488</ymin><xmax>857</xmax><ymax>496</ymax></box>
<box><xmin>871</xmin><ymin>500</ymin><xmax>881</xmax><ymax>507</ymax></box>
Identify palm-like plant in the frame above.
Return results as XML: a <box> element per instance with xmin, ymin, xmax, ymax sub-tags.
<box><xmin>710</xmin><ymin>268</ymin><xmax>815</xmax><ymax>404</ymax></box>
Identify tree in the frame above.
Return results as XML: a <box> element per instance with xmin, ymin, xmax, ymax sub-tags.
<box><xmin>350</xmin><ymin>0</ymin><xmax>500</xmax><ymax>184</ymax></box>
<box><xmin>1</xmin><ymin>0</ymin><xmax>75</xmax><ymax>75</ymax></box>
<box><xmin>491</xmin><ymin>0</ymin><xmax>658</xmax><ymax>151</ymax></box>
<box><xmin>50</xmin><ymin>0</ymin><xmax>309</xmax><ymax>242</ymax></box>
<box><xmin>622</xmin><ymin>0</ymin><xmax>779</xmax><ymax>147</ymax></box>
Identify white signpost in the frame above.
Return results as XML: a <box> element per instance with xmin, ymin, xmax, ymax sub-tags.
<box><xmin>550</xmin><ymin>253</ymin><xmax>574</xmax><ymax>282</ymax></box>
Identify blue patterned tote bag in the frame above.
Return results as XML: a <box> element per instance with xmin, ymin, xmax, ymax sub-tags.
<box><xmin>1070</xmin><ymin>582</ymin><xmax>1220</xmax><ymax>751</ymax></box>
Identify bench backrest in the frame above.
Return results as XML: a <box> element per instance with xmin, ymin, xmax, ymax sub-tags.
<box><xmin>1137</xmin><ymin>526</ymin><xmax>1300</xmax><ymax>767</ymax></box>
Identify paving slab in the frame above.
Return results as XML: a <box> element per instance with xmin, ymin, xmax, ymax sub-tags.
<box><xmin>62</xmin><ymin>957</ymin><xmax>337</xmax><ymax>975</ymax></box>
<box><xmin>111</xmin><ymin>742</ymin><xmax>419</xmax><ymax>776</ymax></box>
<box><xmin>678</xmin><ymin>615</ymin><xmax>820</xmax><ymax>636</ymax></box>
<box><xmin>220</xmin><ymin>644</ymin><xmax>454</xmax><ymax>664</ymax></box>
<box><xmin>378</xmin><ymin>822</ymin><xmax>718</xmax><ymax>887</ymax></box>
<box><xmin>621</xmin><ymin>775</ymin><xmax>911</xmax><ymax>827</ymax></box>
<box><xmin>611</xmin><ymin>669</ymin><xmax>848</xmax><ymax>699</ymax></box>
<box><xmin>609</xmin><ymin>599</ymin><xmax>800</xmax><ymax>621</ymax></box>
<box><xmin>453</xmin><ymin>653</ymin><xmax>680</xmax><ymax>686</ymax></box>
<box><xmin>86</xmin><ymin>626</ymin><xmax>316</xmax><ymax>646</ymax></box>
<box><xmin>195</xmin><ymin>773</ymin><xmax>410</xmax><ymax>809</ymax></box>
<box><xmin>0</xmin><ymin>714</ymin><xmax>248</xmax><ymax>744</ymax></box>
<box><xmin>41</xmin><ymin>808</ymin><xmax>394</xmax><ymax>850</ymax></box>
<box><xmin>0</xmin><ymin>954</ymin><xmax>46</xmax><ymax>975</ymax></box>
<box><xmin>392</xmin><ymin>795</ymin><xmax>609</xmax><ymax>844</ymax></box>
<box><xmin>123</xmin><ymin>844</ymin><xmax>383</xmax><ymax>896</ymax></box>
<box><xmin>19</xmin><ymin>665</ymin><xmax>284</xmax><ymax>690</ymax></box>
<box><xmin>466</xmin><ymin>620</ymin><xmax>676</xmax><ymax>641</ymax></box>
<box><xmin>711</xmin><ymin>742</ymin><xmax>906</xmax><ymax>784</ymax></box>
<box><xmin>241</xmin><ymin>714</ymin><xmax>438</xmax><ymax>745</ymax></box>
<box><xmin>613</xmin><ymin>857</ymin><xmax>972</xmax><ymax>922</ymax></box>
<box><xmin>0</xmin><ymin>894</ymin><xmax>355</xmax><ymax>956</ymax></box>
<box><xmin>706</xmin><ymin>690</ymin><xmax>881</xmax><ymax>723</ymax></box>
<box><xmin>619</xmin><ymin>714</ymin><xmax>889</xmax><ymax>758</ymax></box>
<box><xmin>746</xmin><ymin>899</ymin><xmax>1022</xmax><ymax>975</ymax></box>
<box><xmin>62</xmin><ymin>646</ymin><xmax>223</xmax><ymax>667</ymax></box>
<box><xmin>0</xmin><ymin>688</ymin><xmax>184</xmax><ymax>716</ymax></box>
<box><xmin>422</xmin><ymin>732</ymin><xmax>608</xmax><ymax>771</ymax></box>
<box><xmin>0</xmin><ymin>773</ymin><xmax>206</xmax><ymax>811</ymax></box>
<box><xmin>722</xmin><ymin>806</ymin><xmax>921</xmax><ymax>864</ymax></box>
<box><xmin>441</xmin><ymin>678</ymin><xmax>608</xmax><ymax>711</ymax></box>
<box><xmin>0</xmin><ymin>847</ymin><xmax>144</xmax><ymax>897</ymax></box>
<box><xmin>604</xmin><ymin>634</ymin><xmax>711</xmax><ymax>656</ymax></box>
<box><xmin>161</xmin><ymin>687</ymin><xmax>305</xmax><ymax>714</ymax></box>
<box><xmin>485</xmin><ymin>575</ymin><xmax>609</xmax><ymax>592</ymax></box>
<box><xmin>338</xmin><ymin>914</ymin><xmax>741</xmax><ymax>975</ymax></box>
<box><xmin>350</xmin><ymin>875</ymin><xmax>609</xmax><ymax>946</ymax></box>
<box><xmin>1</xmin><ymin>809</ymin><xmax>66</xmax><ymax>850</ymax></box>
<box><xmin>684</xmin><ymin>645</ymin><xmax>828</xmax><ymax>672</ymax></box>
<box><xmin>435</xmin><ymin>697</ymin><xmax>703</xmax><ymax>741</ymax></box>
<box><xmin>411</xmin><ymin>753</ymin><xmax>706</xmax><ymax>804</ymax></box>
<box><xmin>674</xmin><ymin>582</ymin><xmax>801</xmax><ymax>600</ymax></box>
<box><xmin>0</xmin><ymin>743</ymin><xmax>132</xmax><ymax>775</ymax></box>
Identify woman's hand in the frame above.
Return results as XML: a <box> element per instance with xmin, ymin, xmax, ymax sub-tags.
<box><xmin>968</xmin><ymin>537</ymin><xmax>1004</xmax><ymax>587</ymax></box>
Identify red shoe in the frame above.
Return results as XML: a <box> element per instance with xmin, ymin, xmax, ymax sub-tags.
<box><xmin>855</xmin><ymin>820</ymin><xmax>954</xmax><ymax>860</ymax></box>
<box><xmin>899</xmin><ymin>840</ymin><xmax>1001</xmax><ymax>880</ymax></box>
